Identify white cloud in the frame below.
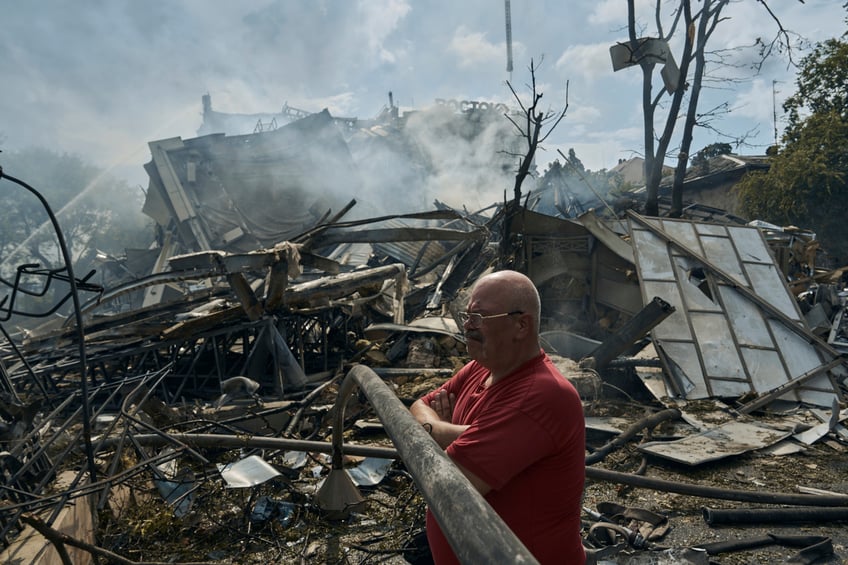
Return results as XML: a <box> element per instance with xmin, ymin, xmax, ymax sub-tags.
<box><xmin>313</xmin><ymin>92</ymin><xmax>361</xmax><ymax>116</ymax></box>
<box><xmin>357</xmin><ymin>0</ymin><xmax>412</xmax><ymax>64</ymax></box>
<box><xmin>555</xmin><ymin>42</ymin><xmax>616</xmax><ymax>82</ymax></box>
<box><xmin>448</xmin><ymin>26</ymin><xmax>503</xmax><ymax>69</ymax></box>
<box><xmin>589</xmin><ymin>0</ymin><xmax>655</xmax><ymax>27</ymax></box>
<box><xmin>566</xmin><ymin>104</ymin><xmax>603</xmax><ymax>127</ymax></box>
<box><xmin>730</xmin><ymin>78</ymin><xmax>775</xmax><ymax>123</ymax></box>
<box><xmin>1</xmin><ymin>0</ymin><xmax>844</xmax><ymax>191</ymax></box>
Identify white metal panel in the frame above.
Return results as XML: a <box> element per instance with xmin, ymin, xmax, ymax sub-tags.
<box><xmin>630</xmin><ymin>228</ymin><xmax>675</xmax><ymax>279</ymax></box>
<box><xmin>701</xmin><ymin>234</ymin><xmax>747</xmax><ymax>284</ymax></box>
<box><xmin>741</xmin><ymin>348</ymin><xmax>788</xmax><ymax>392</ymax></box>
<box><xmin>728</xmin><ymin>226</ymin><xmax>775</xmax><ymax>264</ymax></box>
<box><xmin>744</xmin><ymin>262</ymin><xmax>801</xmax><ymax>319</ymax></box>
<box><xmin>657</xmin><ymin>341</ymin><xmax>707</xmax><ymax>397</ymax></box>
<box><xmin>694</xmin><ymin>223</ymin><xmax>728</xmax><ymax>236</ymax></box>
<box><xmin>781</xmin><ymin>380</ymin><xmax>842</xmax><ymax>407</ymax></box>
<box><xmin>675</xmin><ymin>257</ymin><xmax>724</xmax><ymax>313</ymax></box>
<box><xmin>642</xmin><ymin>280</ymin><xmax>691</xmax><ymax>340</ymax></box>
<box><xmin>661</xmin><ymin>219</ymin><xmax>700</xmax><ymax>250</ymax></box>
<box><xmin>708</xmin><ymin>377</ymin><xmax>757</xmax><ymax>399</ymax></box>
<box><xmin>638</xmin><ymin>420</ymin><xmax>792</xmax><ymax>465</ymax></box>
<box><xmin>690</xmin><ymin>312</ymin><xmax>746</xmax><ymax>379</ymax></box>
<box><xmin>629</xmin><ymin>214</ymin><xmax>842</xmax><ymax>408</ymax></box>
<box><xmin>720</xmin><ymin>287</ymin><xmax>773</xmax><ymax>347</ymax></box>
<box><xmin>769</xmin><ymin>321</ymin><xmax>826</xmax><ymax>376</ymax></box>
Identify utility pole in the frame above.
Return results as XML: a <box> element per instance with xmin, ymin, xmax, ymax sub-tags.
<box><xmin>504</xmin><ymin>0</ymin><xmax>513</xmax><ymax>77</ymax></box>
<box><xmin>772</xmin><ymin>80</ymin><xmax>780</xmax><ymax>147</ymax></box>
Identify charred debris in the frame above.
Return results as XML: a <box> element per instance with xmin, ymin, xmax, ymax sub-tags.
<box><xmin>1</xmin><ymin>98</ymin><xmax>847</xmax><ymax>564</ymax></box>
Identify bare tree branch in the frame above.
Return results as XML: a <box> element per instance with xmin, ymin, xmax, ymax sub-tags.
<box><xmin>500</xmin><ymin>58</ymin><xmax>569</xmax><ymax>267</ymax></box>
<box><xmin>504</xmin><ymin>59</ymin><xmax>569</xmax><ymax>204</ymax></box>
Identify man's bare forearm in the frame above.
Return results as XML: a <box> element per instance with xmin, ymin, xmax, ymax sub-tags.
<box><xmin>410</xmin><ymin>398</ymin><xmax>468</xmax><ymax>449</ymax></box>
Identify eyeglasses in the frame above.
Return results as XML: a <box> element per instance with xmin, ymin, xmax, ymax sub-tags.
<box><xmin>457</xmin><ymin>310</ymin><xmax>523</xmax><ymax>328</ymax></box>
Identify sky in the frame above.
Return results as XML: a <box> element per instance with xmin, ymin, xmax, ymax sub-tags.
<box><xmin>1</xmin><ymin>0</ymin><xmax>845</xmax><ymax>192</ymax></box>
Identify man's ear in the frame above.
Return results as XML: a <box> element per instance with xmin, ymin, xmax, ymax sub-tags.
<box><xmin>514</xmin><ymin>313</ymin><xmax>532</xmax><ymax>338</ymax></box>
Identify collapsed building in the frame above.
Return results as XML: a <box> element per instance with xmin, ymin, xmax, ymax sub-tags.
<box><xmin>0</xmin><ymin>95</ymin><xmax>847</xmax><ymax>563</ymax></box>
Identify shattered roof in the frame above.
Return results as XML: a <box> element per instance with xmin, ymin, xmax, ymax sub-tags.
<box><xmin>144</xmin><ymin>109</ymin><xmax>360</xmax><ymax>253</ymax></box>
<box><xmin>661</xmin><ymin>153</ymin><xmax>771</xmax><ymax>191</ymax></box>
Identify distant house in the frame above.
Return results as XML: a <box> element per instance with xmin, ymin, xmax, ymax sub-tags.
<box><xmin>610</xmin><ymin>157</ymin><xmax>646</xmax><ymax>186</ymax></box>
<box><xmin>609</xmin><ymin>156</ymin><xmax>674</xmax><ymax>187</ymax></box>
<box><xmin>659</xmin><ymin>154</ymin><xmax>771</xmax><ymax>216</ymax></box>
<box><xmin>620</xmin><ymin>153</ymin><xmax>770</xmax><ymax>221</ymax></box>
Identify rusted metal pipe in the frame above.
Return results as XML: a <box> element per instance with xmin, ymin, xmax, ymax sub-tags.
<box><xmin>326</xmin><ymin>364</ymin><xmax>539</xmax><ymax>565</ymax></box>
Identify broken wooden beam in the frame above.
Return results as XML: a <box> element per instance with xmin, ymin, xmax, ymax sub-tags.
<box><xmin>282</xmin><ymin>264</ymin><xmax>406</xmax><ymax>309</ymax></box>
<box><xmin>306</xmin><ymin>226</ymin><xmax>488</xmax><ymax>248</ymax></box>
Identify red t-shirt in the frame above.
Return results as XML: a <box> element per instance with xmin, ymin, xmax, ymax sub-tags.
<box><xmin>421</xmin><ymin>351</ymin><xmax>586</xmax><ymax>564</ymax></box>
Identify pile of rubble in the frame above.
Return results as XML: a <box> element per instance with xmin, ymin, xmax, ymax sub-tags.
<box><xmin>0</xmin><ymin>102</ymin><xmax>847</xmax><ymax>564</ymax></box>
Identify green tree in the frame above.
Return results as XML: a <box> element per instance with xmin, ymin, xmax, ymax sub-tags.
<box><xmin>736</xmin><ymin>36</ymin><xmax>848</xmax><ymax>262</ymax></box>
<box><xmin>783</xmin><ymin>38</ymin><xmax>848</xmax><ymax>143</ymax></box>
<box><xmin>690</xmin><ymin>142</ymin><xmax>733</xmax><ymax>175</ymax></box>
<box><xmin>691</xmin><ymin>142</ymin><xmax>732</xmax><ymax>164</ymax></box>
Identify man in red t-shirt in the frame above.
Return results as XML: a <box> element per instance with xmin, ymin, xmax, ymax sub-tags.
<box><xmin>410</xmin><ymin>270</ymin><xmax>586</xmax><ymax>564</ymax></box>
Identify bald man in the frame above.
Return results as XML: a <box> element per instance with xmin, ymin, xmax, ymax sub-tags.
<box><xmin>411</xmin><ymin>270</ymin><xmax>586</xmax><ymax>564</ymax></box>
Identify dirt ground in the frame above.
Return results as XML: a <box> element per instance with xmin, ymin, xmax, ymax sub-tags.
<box><xmin>582</xmin><ymin>430</ymin><xmax>848</xmax><ymax>564</ymax></box>
<box><xmin>91</xmin><ymin>372</ymin><xmax>848</xmax><ymax>565</ymax></box>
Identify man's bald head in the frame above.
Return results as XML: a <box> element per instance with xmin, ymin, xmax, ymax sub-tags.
<box><xmin>472</xmin><ymin>270</ymin><xmax>541</xmax><ymax>333</ymax></box>
<box><xmin>463</xmin><ymin>270</ymin><xmax>543</xmax><ymax>379</ymax></box>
